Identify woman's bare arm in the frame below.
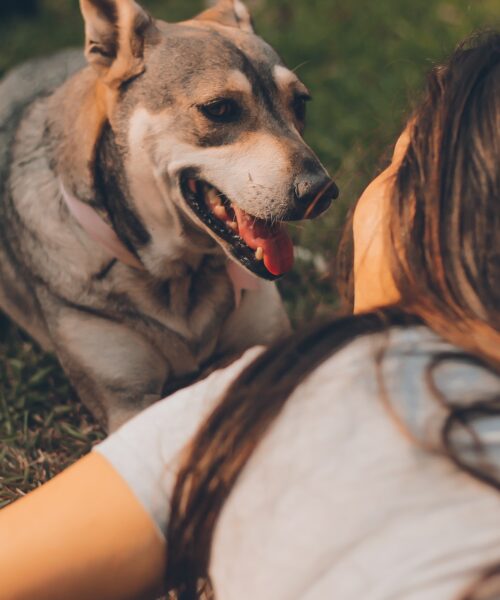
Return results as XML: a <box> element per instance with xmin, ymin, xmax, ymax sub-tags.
<box><xmin>0</xmin><ymin>452</ymin><xmax>166</xmax><ymax>600</ymax></box>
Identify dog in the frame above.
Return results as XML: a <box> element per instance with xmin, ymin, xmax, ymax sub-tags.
<box><xmin>0</xmin><ymin>0</ymin><xmax>338</xmax><ymax>431</ymax></box>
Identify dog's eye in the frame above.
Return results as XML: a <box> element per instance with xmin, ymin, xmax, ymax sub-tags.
<box><xmin>292</xmin><ymin>94</ymin><xmax>311</xmax><ymax>124</ymax></box>
<box><xmin>199</xmin><ymin>99</ymin><xmax>241</xmax><ymax>123</ymax></box>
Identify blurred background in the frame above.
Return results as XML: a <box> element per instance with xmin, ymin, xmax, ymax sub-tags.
<box><xmin>0</xmin><ymin>0</ymin><xmax>498</xmax><ymax>504</ymax></box>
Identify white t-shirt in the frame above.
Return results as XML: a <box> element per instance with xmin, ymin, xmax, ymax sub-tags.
<box><xmin>96</xmin><ymin>326</ymin><xmax>500</xmax><ymax>600</ymax></box>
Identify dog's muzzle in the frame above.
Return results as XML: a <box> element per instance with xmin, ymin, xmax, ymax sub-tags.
<box><xmin>179</xmin><ymin>167</ymin><xmax>339</xmax><ymax>281</ymax></box>
<box><xmin>285</xmin><ymin>171</ymin><xmax>340</xmax><ymax>221</ymax></box>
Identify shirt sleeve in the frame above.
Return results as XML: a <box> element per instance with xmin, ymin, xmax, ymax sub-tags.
<box><xmin>94</xmin><ymin>346</ymin><xmax>264</xmax><ymax>536</ymax></box>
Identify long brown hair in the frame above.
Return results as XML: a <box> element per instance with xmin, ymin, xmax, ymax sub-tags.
<box><xmin>165</xmin><ymin>32</ymin><xmax>500</xmax><ymax>599</ymax></box>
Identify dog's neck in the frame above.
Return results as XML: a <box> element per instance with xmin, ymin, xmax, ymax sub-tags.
<box><xmin>93</xmin><ymin>122</ymin><xmax>223</xmax><ymax>279</ymax></box>
<box><xmin>60</xmin><ymin>180</ymin><xmax>261</xmax><ymax>307</ymax></box>
<box><xmin>93</xmin><ymin>122</ymin><xmax>151</xmax><ymax>263</ymax></box>
<box><xmin>59</xmin><ymin>181</ymin><xmax>145</xmax><ymax>271</ymax></box>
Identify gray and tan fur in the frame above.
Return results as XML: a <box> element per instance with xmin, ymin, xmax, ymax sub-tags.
<box><xmin>0</xmin><ymin>0</ymin><xmax>337</xmax><ymax>430</ymax></box>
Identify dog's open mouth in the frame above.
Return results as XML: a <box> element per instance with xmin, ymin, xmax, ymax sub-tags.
<box><xmin>180</xmin><ymin>172</ymin><xmax>294</xmax><ymax>280</ymax></box>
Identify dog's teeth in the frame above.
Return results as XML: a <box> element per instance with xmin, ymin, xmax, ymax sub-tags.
<box><xmin>228</xmin><ymin>221</ymin><xmax>238</xmax><ymax>231</ymax></box>
<box><xmin>206</xmin><ymin>188</ymin><xmax>221</xmax><ymax>206</ymax></box>
<box><xmin>213</xmin><ymin>205</ymin><xmax>227</xmax><ymax>219</ymax></box>
<box><xmin>255</xmin><ymin>247</ymin><xmax>264</xmax><ymax>261</ymax></box>
<box><xmin>188</xmin><ymin>179</ymin><xmax>197</xmax><ymax>194</ymax></box>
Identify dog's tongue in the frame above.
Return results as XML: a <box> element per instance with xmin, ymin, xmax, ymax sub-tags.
<box><xmin>233</xmin><ymin>207</ymin><xmax>294</xmax><ymax>276</ymax></box>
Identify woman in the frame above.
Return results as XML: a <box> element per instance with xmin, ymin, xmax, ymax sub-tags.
<box><xmin>1</xmin><ymin>32</ymin><xmax>499</xmax><ymax>600</ymax></box>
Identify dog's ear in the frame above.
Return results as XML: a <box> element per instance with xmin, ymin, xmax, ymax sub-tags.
<box><xmin>80</xmin><ymin>0</ymin><xmax>156</xmax><ymax>87</ymax></box>
<box><xmin>196</xmin><ymin>0</ymin><xmax>254</xmax><ymax>33</ymax></box>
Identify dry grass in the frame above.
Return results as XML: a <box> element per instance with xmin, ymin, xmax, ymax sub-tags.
<box><xmin>0</xmin><ymin>316</ymin><xmax>105</xmax><ymax>507</ymax></box>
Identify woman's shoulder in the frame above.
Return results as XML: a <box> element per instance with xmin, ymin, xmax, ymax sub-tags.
<box><xmin>298</xmin><ymin>323</ymin><xmax>499</xmax><ymax>451</ymax></box>
<box><xmin>291</xmin><ymin>324</ymin><xmax>434</xmax><ymax>409</ymax></box>
<box><xmin>305</xmin><ymin>323</ymin><xmax>498</xmax><ymax>400</ymax></box>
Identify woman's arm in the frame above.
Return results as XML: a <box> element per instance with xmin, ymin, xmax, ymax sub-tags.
<box><xmin>0</xmin><ymin>452</ymin><xmax>165</xmax><ymax>600</ymax></box>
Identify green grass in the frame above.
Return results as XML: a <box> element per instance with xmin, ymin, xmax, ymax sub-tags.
<box><xmin>0</xmin><ymin>314</ymin><xmax>104</xmax><ymax>506</ymax></box>
<box><xmin>0</xmin><ymin>0</ymin><xmax>498</xmax><ymax>506</ymax></box>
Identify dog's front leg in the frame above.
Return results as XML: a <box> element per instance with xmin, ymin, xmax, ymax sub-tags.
<box><xmin>217</xmin><ymin>281</ymin><xmax>291</xmax><ymax>357</ymax></box>
<box><xmin>41</xmin><ymin>303</ymin><xmax>170</xmax><ymax>432</ymax></box>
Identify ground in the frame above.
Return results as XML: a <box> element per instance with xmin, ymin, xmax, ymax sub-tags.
<box><xmin>0</xmin><ymin>0</ymin><xmax>498</xmax><ymax>506</ymax></box>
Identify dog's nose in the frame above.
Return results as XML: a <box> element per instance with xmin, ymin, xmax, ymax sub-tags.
<box><xmin>292</xmin><ymin>172</ymin><xmax>339</xmax><ymax>220</ymax></box>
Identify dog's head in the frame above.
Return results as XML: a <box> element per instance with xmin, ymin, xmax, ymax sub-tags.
<box><xmin>80</xmin><ymin>0</ymin><xmax>338</xmax><ymax>279</ymax></box>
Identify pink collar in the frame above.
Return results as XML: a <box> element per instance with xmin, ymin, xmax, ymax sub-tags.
<box><xmin>60</xmin><ymin>181</ymin><xmax>144</xmax><ymax>270</ymax></box>
<box><xmin>60</xmin><ymin>181</ymin><xmax>261</xmax><ymax>307</ymax></box>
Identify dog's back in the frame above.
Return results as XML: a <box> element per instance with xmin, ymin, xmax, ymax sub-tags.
<box><xmin>0</xmin><ymin>50</ymin><xmax>84</xmax><ymax>348</ymax></box>
<box><xmin>0</xmin><ymin>49</ymin><xmax>84</xmax><ymax>190</ymax></box>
